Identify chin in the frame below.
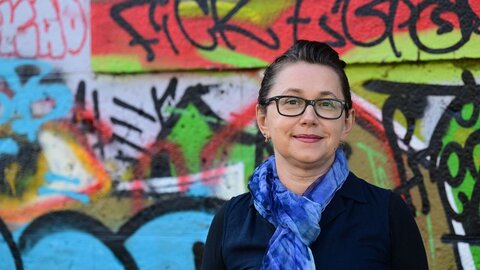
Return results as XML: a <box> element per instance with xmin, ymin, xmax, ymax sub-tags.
<box><xmin>295</xmin><ymin>152</ymin><xmax>333</xmax><ymax>166</ymax></box>
<box><xmin>293</xmin><ymin>155</ymin><xmax>324</xmax><ymax>166</ymax></box>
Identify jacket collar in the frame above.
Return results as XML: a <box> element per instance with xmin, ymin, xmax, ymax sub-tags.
<box><xmin>319</xmin><ymin>172</ymin><xmax>367</xmax><ymax>226</ymax></box>
<box><xmin>334</xmin><ymin>172</ymin><xmax>367</xmax><ymax>203</ymax></box>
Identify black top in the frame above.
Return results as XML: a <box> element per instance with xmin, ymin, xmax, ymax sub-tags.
<box><xmin>202</xmin><ymin>173</ymin><xmax>428</xmax><ymax>270</ymax></box>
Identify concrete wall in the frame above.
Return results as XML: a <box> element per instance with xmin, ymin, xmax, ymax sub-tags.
<box><xmin>0</xmin><ymin>0</ymin><xmax>479</xmax><ymax>269</ymax></box>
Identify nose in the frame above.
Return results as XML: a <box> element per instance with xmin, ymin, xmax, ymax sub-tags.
<box><xmin>299</xmin><ymin>104</ymin><xmax>318</xmax><ymax>125</ymax></box>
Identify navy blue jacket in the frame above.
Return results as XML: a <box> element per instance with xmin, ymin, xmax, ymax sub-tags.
<box><xmin>202</xmin><ymin>173</ymin><xmax>428</xmax><ymax>269</ymax></box>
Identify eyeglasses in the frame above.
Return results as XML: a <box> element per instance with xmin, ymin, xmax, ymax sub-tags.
<box><xmin>260</xmin><ymin>95</ymin><xmax>347</xmax><ymax>119</ymax></box>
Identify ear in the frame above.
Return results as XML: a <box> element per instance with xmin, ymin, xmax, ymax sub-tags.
<box><xmin>256</xmin><ymin>104</ymin><xmax>269</xmax><ymax>137</ymax></box>
<box><xmin>340</xmin><ymin>108</ymin><xmax>355</xmax><ymax>140</ymax></box>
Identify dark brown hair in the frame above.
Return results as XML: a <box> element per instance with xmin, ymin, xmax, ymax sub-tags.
<box><xmin>258</xmin><ymin>40</ymin><xmax>352</xmax><ymax>117</ymax></box>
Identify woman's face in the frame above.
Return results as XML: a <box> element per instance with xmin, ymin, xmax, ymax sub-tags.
<box><xmin>257</xmin><ymin>62</ymin><xmax>354</xmax><ymax>170</ymax></box>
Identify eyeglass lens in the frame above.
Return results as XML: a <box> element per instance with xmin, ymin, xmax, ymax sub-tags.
<box><xmin>277</xmin><ymin>96</ymin><xmax>344</xmax><ymax>118</ymax></box>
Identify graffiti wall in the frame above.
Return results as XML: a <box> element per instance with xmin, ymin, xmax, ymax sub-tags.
<box><xmin>0</xmin><ymin>0</ymin><xmax>479</xmax><ymax>269</ymax></box>
<box><xmin>91</xmin><ymin>0</ymin><xmax>480</xmax><ymax>71</ymax></box>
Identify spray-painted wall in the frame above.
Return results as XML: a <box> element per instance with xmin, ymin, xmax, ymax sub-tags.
<box><xmin>0</xmin><ymin>1</ymin><xmax>479</xmax><ymax>269</ymax></box>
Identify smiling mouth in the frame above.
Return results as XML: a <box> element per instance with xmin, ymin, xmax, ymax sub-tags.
<box><xmin>293</xmin><ymin>134</ymin><xmax>323</xmax><ymax>142</ymax></box>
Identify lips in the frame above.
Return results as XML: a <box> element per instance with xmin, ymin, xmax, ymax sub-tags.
<box><xmin>293</xmin><ymin>134</ymin><xmax>323</xmax><ymax>143</ymax></box>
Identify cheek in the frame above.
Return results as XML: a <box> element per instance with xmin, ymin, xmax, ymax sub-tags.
<box><xmin>327</xmin><ymin>123</ymin><xmax>346</xmax><ymax>138</ymax></box>
<box><xmin>267</xmin><ymin>117</ymin><xmax>294</xmax><ymax>136</ymax></box>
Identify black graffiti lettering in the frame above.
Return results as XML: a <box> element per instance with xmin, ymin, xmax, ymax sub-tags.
<box><xmin>318</xmin><ymin>15</ymin><xmax>346</xmax><ymax>47</ymax></box>
<box><xmin>286</xmin><ymin>0</ymin><xmax>311</xmax><ymax>43</ymax></box>
<box><xmin>75</xmin><ymin>77</ymin><xmax>264</xmax><ymax>174</ymax></box>
<box><xmin>406</xmin><ymin>0</ymin><xmax>480</xmax><ymax>54</ymax></box>
<box><xmin>0</xmin><ymin>217</ymin><xmax>23</xmax><ymax>270</ymax></box>
<box><xmin>111</xmin><ymin>0</ymin><xmax>280</xmax><ymax>61</ymax></box>
<box><xmin>111</xmin><ymin>117</ymin><xmax>142</xmax><ymax>134</ymax></box>
<box><xmin>378</xmin><ymin>94</ymin><xmax>428</xmax><ymax>214</ymax></box>
<box><xmin>113</xmin><ymin>97</ymin><xmax>157</xmax><ymax>122</ymax></box>
<box><xmin>442</xmin><ymin>235</ymin><xmax>480</xmax><ymax>246</ymax></box>
<box><xmin>113</xmin><ymin>133</ymin><xmax>149</xmax><ymax>154</ymax></box>
<box><xmin>162</xmin><ymin>13</ymin><xmax>179</xmax><ymax>54</ymax></box>
<box><xmin>430</xmin><ymin>71</ymin><xmax>480</xmax><ymax>249</ymax></box>
<box><xmin>439</xmin><ymin>142</ymin><xmax>467</xmax><ymax>188</ymax></box>
<box><xmin>340</xmin><ymin>0</ymin><xmax>401</xmax><ymax>56</ymax></box>
<box><xmin>174</xmin><ymin>0</ymin><xmax>215</xmax><ymax>50</ymax></box>
<box><xmin>74</xmin><ymin>80</ymin><xmax>86</xmax><ymax>110</ymax></box>
<box><xmin>111</xmin><ymin>0</ymin><xmax>160</xmax><ymax>61</ymax></box>
<box><xmin>365</xmin><ymin>70</ymin><xmax>480</xmax><ymax>267</ymax></box>
<box><xmin>212</xmin><ymin>5</ymin><xmax>280</xmax><ymax>51</ymax></box>
<box><xmin>73</xmin><ymin>82</ymin><xmax>106</xmax><ymax>157</ymax></box>
<box><xmin>92</xmin><ymin>90</ymin><xmax>106</xmax><ymax>157</ymax></box>
<box><xmin>438</xmin><ymin>130</ymin><xmax>480</xmax><ymax>242</ymax></box>
<box><xmin>14</xmin><ymin>64</ymin><xmax>41</xmax><ymax>85</ymax></box>
<box><xmin>151</xmin><ymin>77</ymin><xmax>178</xmax><ymax>126</ymax></box>
<box><xmin>204</xmin><ymin>0</ymin><xmax>240</xmax><ymax>50</ymax></box>
<box><xmin>115</xmin><ymin>150</ymin><xmax>138</xmax><ymax>164</ymax></box>
<box><xmin>72</xmin><ymin>76</ymin><xmax>273</xmax><ymax>181</ymax></box>
<box><xmin>363</xmin><ymin>70</ymin><xmax>479</xmax><ymax>217</ymax></box>
<box><xmin>109</xmin><ymin>0</ymin><xmax>479</xmax><ymax>61</ymax></box>
<box><xmin>176</xmin><ymin>0</ymin><xmax>280</xmax><ymax>51</ymax></box>
<box><xmin>146</xmin><ymin>0</ymin><xmax>179</xmax><ymax>54</ymax></box>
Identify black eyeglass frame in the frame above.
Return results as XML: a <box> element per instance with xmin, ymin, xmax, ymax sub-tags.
<box><xmin>260</xmin><ymin>95</ymin><xmax>348</xmax><ymax>120</ymax></box>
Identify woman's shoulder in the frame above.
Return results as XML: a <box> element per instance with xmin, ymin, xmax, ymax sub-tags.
<box><xmin>207</xmin><ymin>192</ymin><xmax>252</xmax><ymax>233</ymax></box>
<box><xmin>211</xmin><ymin>192</ymin><xmax>256</xmax><ymax>236</ymax></box>
<box><xmin>229</xmin><ymin>192</ymin><xmax>252</xmax><ymax>204</ymax></box>
<box><xmin>347</xmin><ymin>173</ymin><xmax>415</xmax><ymax>217</ymax></box>
<box><xmin>221</xmin><ymin>192</ymin><xmax>253</xmax><ymax>215</ymax></box>
<box><xmin>211</xmin><ymin>192</ymin><xmax>252</xmax><ymax>220</ymax></box>
<box><xmin>348</xmin><ymin>172</ymin><xmax>389</xmax><ymax>190</ymax></box>
<box><xmin>346</xmin><ymin>172</ymin><xmax>393</xmax><ymax>204</ymax></box>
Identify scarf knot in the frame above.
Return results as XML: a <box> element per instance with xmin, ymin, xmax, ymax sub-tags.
<box><xmin>248</xmin><ymin>149</ymin><xmax>350</xmax><ymax>270</ymax></box>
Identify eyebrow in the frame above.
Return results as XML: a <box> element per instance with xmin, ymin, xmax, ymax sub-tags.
<box><xmin>281</xmin><ymin>88</ymin><xmax>339</xmax><ymax>98</ymax></box>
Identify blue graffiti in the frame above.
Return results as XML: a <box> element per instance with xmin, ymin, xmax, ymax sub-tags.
<box><xmin>0</xmin><ymin>92</ymin><xmax>14</xmax><ymax>125</ymax></box>
<box><xmin>0</xmin><ymin>231</ymin><xmax>19</xmax><ymax>270</ymax></box>
<box><xmin>126</xmin><ymin>211</ymin><xmax>212</xmax><ymax>269</ymax></box>
<box><xmin>0</xmin><ymin>197</ymin><xmax>224</xmax><ymax>270</ymax></box>
<box><xmin>44</xmin><ymin>172</ymin><xmax>81</xmax><ymax>185</ymax></box>
<box><xmin>37</xmin><ymin>187</ymin><xmax>90</xmax><ymax>204</ymax></box>
<box><xmin>0</xmin><ymin>217</ymin><xmax>22</xmax><ymax>270</ymax></box>
<box><xmin>0</xmin><ymin>138</ymin><xmax>19</xmax><ymax>155</ymax></box>
<box><xmin>37</xmin><ymin>172</ymin><xmax>89</xmax><ymax>203</ymax></box>
<box><xmin>0</xmin><ymin>59</ymin><xmax>73</xmax><ymax>151</ymax></box>
<box><xmin>21</xmin><ymin>230</ymin><xmax>123</xmax><ymax>270</ymax></box>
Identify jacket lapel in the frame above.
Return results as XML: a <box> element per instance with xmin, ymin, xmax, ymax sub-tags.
<box><xmin>320</xmin><ymin>190</ymin><xmax>346</xmax><ymax>227</ymax></box>
<box><xmin>320</xmin><ymin>173</ymin><xmax>367</xmax><ymax>227</ymax></box>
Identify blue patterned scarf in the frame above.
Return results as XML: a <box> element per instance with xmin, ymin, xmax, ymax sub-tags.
<box><xmin>248</xmin><ymin>149</ymin><xmax>349</xmax><ymax>270</ymax></box>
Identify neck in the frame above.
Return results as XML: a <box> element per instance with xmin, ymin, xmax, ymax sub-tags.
<box><xmin>274</xmin><ymin>156</ymin><xmax>334</xmax><ymax>195</ymax></box>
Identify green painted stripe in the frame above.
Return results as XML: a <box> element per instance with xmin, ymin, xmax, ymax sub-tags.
<box><xmin>178</xmin><ymin>0</ymin><xmax>295</xmax><ymax>27</ymax></box>
<box><xmin>92</xmin><ymin>55</ymin><xmax>143</xmax><ymax>73</ymax></box>
<box><xmin>426</xmin><ymin>214</ymin><xmax>436</xmax><ymax>262</ymax></box>
<box><xmin>199</xmin><ymin>47</ymin><xmax>269</xmax><ymax>68</ymax></box>
<box><xmin>343</xmin><ymin>29</ymin><xmax>480</xmax><ymax>63</ymax></box>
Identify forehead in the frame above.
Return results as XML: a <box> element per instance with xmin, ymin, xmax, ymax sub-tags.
<box><xmin>270</xmin><ymin>62</ymin><xmax>343</xmax><ymax>99</ymax></box>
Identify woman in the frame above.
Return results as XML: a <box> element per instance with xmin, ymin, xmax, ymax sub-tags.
<box><xmin>202</xmin><ymin>40</ymin><xmax>428</xmax><ymax>269</ymax></box>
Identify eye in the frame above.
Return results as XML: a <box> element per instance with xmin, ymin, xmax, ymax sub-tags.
<box><xmin>319</xmin><ymin>100</ymin><xmax>335</xmax><ymax>107</ymax></box>
<box><xmin>317</xmin><ymin>99</ymin><xmax>341</xmax><ymax>110</ymax></box>
<box><xmin>286</xmin><ymin>98</ymin><xmax>299</xmax><ymax>105</ymax></box>
<box><xmin>281</xmin><ymin>97</ymin><xmax>303</xmax><ymax>106</ymax></box>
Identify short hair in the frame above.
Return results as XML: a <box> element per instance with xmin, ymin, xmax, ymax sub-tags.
<box><xmin>258</xmin><ymin>40</ymin><xmax>352</xmax><ymax>117</ymax></box>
